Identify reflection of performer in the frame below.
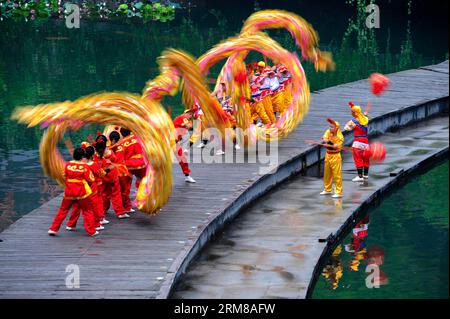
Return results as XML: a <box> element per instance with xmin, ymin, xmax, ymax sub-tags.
<box><xmin>344</xmin><ymin>102</ymin><xmax>370</xmax><ymax>182</ymax></box>
<box><xmin>0</xmin><ymin>192</ymin><xmax>16</xmax><ymax>228</ymax></box>
<box><xmin>367</xmin><ymin>245</ymin><xmax>389</xmax><ymax>286</ymax></box>
<box><xmin>343</xmin><ymin>217</ymin><xmax>389</xmax><ymax>286</ymax></box>
<box><xmin>320</xmin><ymin>118</ymin><xmax>344</xmax><ymax>198</ymax></box>
<box><xmin>321</xmin><ymin>245</ymin><xmax>344</xmax><ymax>290</ymax></box>
<box><xmin>345</xmin><ymin>215</ymin><xmax>370</xmax><ymax>272</ymax></box>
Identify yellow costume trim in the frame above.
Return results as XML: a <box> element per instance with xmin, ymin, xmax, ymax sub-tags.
<box><xmin>351</xmin><ymin>105</ymin><xmax>369</xmax><ymax>126</ymax></box>
<box><xmin>65</xmin><ymin>179</ymin><xmax>93</xmax><ymax>200</ymax></box>
<box><xmin>322</xmin><ymin>125</ymin><xmax>344</xmax><ymax>195</ymax></box>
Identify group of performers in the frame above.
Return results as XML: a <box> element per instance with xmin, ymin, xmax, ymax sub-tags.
<box><xmin>211</xmin><ymin>60</ymin><xmax>293</xmax><ymax>128</ymax></box>
<box><xmin>46</xmin><ymin>59</ymin><xmax>370</xmax><ymax>236</ymax></box>
<box><xmin>48</xmin><ymin>128</ymin><xmax>145</xmax><ymax>236</ymax></box>
<box><xmin>319</xmin><ymin>101</ymin><xmax>371</xmax><ymax>198</ymax></box>
<box><xmin>248</xmin><ymin>61</ymin><xmax>293</xmax><ymax>125</ymax></box>
<box><xmin>48</xmin><ymin>113</ymin><xmax>201</xmax><ymax>236</ymax></box>
<box><xmin>174</xmin><ymin>60</ymin><xmax>294</xmax><ymax>156</ymax></box>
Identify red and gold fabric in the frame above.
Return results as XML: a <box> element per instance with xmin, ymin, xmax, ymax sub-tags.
<box><xmin>63</xmin><ymin>161</ymin><xmax>94</xmax><ymax>200</ymax></box>
<box><xmin>173</xmin><ymin>113</ymin><xmax>193</xmax><ymax>142</ymax></box>
<box><xmin>67</xmin><ymin>161</ymin><xmax>106</xmax><ymax>228</ymax></box>
<box><xmin>117</xmin><ymin>134</ymin><xmax>146</xmax><ymax>171</ymax></box>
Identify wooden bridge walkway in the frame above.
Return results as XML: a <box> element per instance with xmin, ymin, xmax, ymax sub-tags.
<box><xmin>0</xmin><ymin>61</ymin><xmax>448</xmax><ymax>298</ymax></box>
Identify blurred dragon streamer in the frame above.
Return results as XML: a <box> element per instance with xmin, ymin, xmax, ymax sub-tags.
<box><xmin>12</xmin><ymin>10</ymin><xmax>333</xmax><ymax>214</ymax></box>
<box><xmin>13</xmin><ymin>93</ymin><xmax>174</xmax><ymax>214</ymax></box>
<box><xmin>198</xmin><ymin>10</ymin><xmax>335</xmax><ymax>141</ymax></box>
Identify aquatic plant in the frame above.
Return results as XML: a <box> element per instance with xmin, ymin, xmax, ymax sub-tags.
<box><xmin>399</xmin><ymin>0</ymin><xmax>414</xmax><ymax>69</ymax></box>
<box><xmin>0</xmin><ymin>0</ymin><xmax>176</xmax><ymax>22</ymax></box>
<box><xmin>293</xmin><ymin>0</ymin><xmax>426</xmax><ymax>91</ymax></box>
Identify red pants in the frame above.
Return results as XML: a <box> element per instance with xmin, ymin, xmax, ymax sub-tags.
<box><xmin>50</xmin><ymin>197</ymin><xmax>96</xmax><ymax>235</ymax></box>
<box><xmin>119</xmin><ymin>175</ymin><xmax>132</xmax><ymax>212</ymax></box>
<box><xmin>129</xmin><ymin>167</ymin><xmax>146</xmax><ymax>189</ymax></box>
<box><xmin>101</xmin><ymin>179</ymin><xmax>125</xmax><ymax>216</ymax></box>
<box><xmin>175</xmin><ymin>143</ymin><xmax>190</xmax><ymax>175</ymax></box>
<box><xmin>67</xmin><ymin>192</ymin><xmax>103</xmax><ymax>228</ymax></box>
<box><xmin>353</xmin><ymin>147</ymin><xmax>370</xmax><ymax>169</ymax></box>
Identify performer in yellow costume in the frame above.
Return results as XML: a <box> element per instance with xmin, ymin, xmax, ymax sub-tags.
<box><xmin>320</xmin><ymin>118</ymin><xmax>344</xmax><ymax>198</ymax></box>
<box><xmin>250</xmin><ymin>73</ymin><xmax>271</xmax><ymax>125</ymax></box>
<box><xmin>269</xmin><ymin>69</ymin><xmax>285</xmax><ymax>115</ymax></box>
<box><xmin>259</xmin><ymin>69</ymin><xmax>277</xmax><ymax>124</ymax></box>
<box><xmin>254</xmin><ymin>62</ymin><xmax>276</xmax><ymax>124</ymax></box>
<box><xmin>278</xmin><ymin>65</ymin><xmax>292</xmax><ymax>113</ymax></box>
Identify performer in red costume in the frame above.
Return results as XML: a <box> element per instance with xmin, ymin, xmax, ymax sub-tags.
<box><xmin>66</xmin><ymin>144</ymin><xmax>107</xmax><ymax>231</ymax></box>
<box><xmin>344</xmin><ymin>101</ymin><xmax>370</xmax><ymax>182</ymax></box>
<box><xmin>94</xmin><ymin>136</ymin><xmax>129</xmax><ymax>219</ymax></box>
<box><xmin>48</xmin><ymin>147</ymin><xmax>98</xmax><ymax>237</ymax></box>
<box><xmin>109</xmin><ymin>130</ymin><xmax>133</xmax><ymax>214</ymax></box>
<box><xmin>119</xmin><ymin>127</ymin><xmax>147</xmax><ymax>188</ymax></box>
<box><xmin>173</xmin><ymin>110</ymin><xmax>196</xmax><ymax>183</ymax></box>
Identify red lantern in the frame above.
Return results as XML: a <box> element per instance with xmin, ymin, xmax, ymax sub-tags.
<box><xmin>369</xmin><ymin>73</ymin><xmax>390</xmax><ymax>96</ymax></box>
<box><xmin>368</xmin><ymin>142</ymin><xmax>386</xmax><ymax>162</ymax></box>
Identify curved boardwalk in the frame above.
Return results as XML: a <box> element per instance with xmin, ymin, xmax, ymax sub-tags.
<box><xmin>0</xmin><ymin>61</ymin><xmax>448</xmax><ymax>298</ymax></box>
<box><xmin>173</xmin><ymin>116</ymin><xmax>449</xmax><ymax>299</ymax></box>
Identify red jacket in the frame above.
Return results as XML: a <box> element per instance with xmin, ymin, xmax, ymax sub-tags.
<box><xmin>64</xmin><ymin>161</ymin><xmax>95</xmax><ymax>200</ymax></box>
<box><xmin>94</xmin><ymin>153</ymin><xmax>118</xmax><ymax>183</ymax></box>
<box><xmin>86</xmin><ymin>160</ymin><xmax>105</xmax><ymax>192</ymax></box>
<box><xmin>173</xmin><ymin>114</ymin><xmax>192</xmax><ymax>141</ymax></box>
<box><xmin>109</xmin><ymin>143</ymin><xmax>131</xmax><ymax>177</ymax></box>
<box><xmin>119</xmin><ymin>134</ymin><xmax>146</xmax><ymax>171</ymax></box>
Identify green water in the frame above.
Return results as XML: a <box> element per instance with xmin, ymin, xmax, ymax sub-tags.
<box><xmin>312</xmin><ymin>161</ymin><xmax>449</xmax><ymax>299</ymax></box>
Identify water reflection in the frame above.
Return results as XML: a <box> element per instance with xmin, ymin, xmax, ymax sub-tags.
<box><xmin>0</xmin><ymin>149</ymin><xmax>60</xmax><ymax>232</ymax></box>
<box><xmin>174</xmin><ymin>161</ymin><xmax>448</xmax><ymax>299</ymax></box>
<box><xmin>313</xmin><ymin>162</ymin><xmax>448</xmax><ymax>299</ymax></box>
<box><xmin>320</xmin><ymin>216</ymin><xmax>390</xmax><ymax>290</ymax></box>
<box><xmin>322</xmin><ymin>245</ymin><xmax>344</xmax><ymax>290</ymax></box>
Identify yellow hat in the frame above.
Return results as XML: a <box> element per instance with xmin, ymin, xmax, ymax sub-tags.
<box><xmin>257</xmin><ymin>61</ymin><xmax>266</xmax><ymax>68</ymax></box>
